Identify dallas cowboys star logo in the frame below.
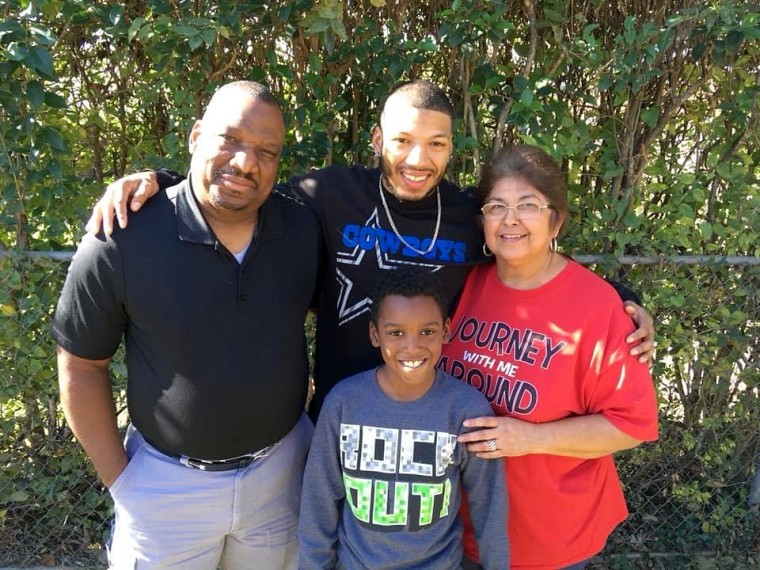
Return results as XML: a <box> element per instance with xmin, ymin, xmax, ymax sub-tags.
<box><xmin>336</xmin><ymin>208</ymin><xmax>442</xmax><ymax>326</ymax></box>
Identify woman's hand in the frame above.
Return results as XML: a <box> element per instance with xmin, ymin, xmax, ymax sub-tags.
<box><xmin>458</xmin><ymin>414</ymin><xmax>642</xmax><ymax>459</ymax></box>
<box><xmin>624</xmin><ymin>302</ymin><xmax>655</xmax><ymax>364</ymax></box>
<box><xmin>86</xmin><ymin>171</ymin><xmax>159</xmax><ymax>236</ymax></box>
<box><xmin>458</xmin><ymin>416</ymin><xmax>539</xmax><ymax>458</ymax></box>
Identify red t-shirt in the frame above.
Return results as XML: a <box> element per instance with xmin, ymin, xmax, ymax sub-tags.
<box><xmin>439</xmin><ymin>261</ymin><xmax>659</xmax><ymax>569</ymax></box>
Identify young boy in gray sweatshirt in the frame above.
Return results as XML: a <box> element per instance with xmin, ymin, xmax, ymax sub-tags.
<box><xmin>299</xmin><ymin>268</ymin><xmax>509</xmax><ymax>569</ymax></box>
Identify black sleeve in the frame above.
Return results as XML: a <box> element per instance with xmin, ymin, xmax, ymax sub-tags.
<box><xmin>50</xmin><ymin>233</ymin><xmax>128</xmax><ymax>360</ymax></box>
<box><xmin>561</xmin><ymin>254</ymin><xmax>643</xmax><ymax>306</ymax></box>
<box><xmin>605</xmin><ymin>278</ymin><xmax>642</xmax><ymax>305</ymax></box>
<box><xmin>156</xmin><ymin>168</ymin><xmax>185</xmax><ymax>190</ymax></box>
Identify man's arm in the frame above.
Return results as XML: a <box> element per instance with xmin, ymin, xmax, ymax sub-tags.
<box><xmin>605</xmin><ymin>277</ymin><xmax>655</xmax><ymax>363</ymax></box>
<box><xmin>86</xmin><ymin>167</ymin><xmax>297</xmax><ymax>235</ymax></box>
<box><xmin>85</xmin><ymin>167</ymin><xmax>182</xmax><ymax>235</ymax></box>
<box><xmin>623</xmin><ymin>301</ymin><xmax>655</xmax><ymax>363</ymax></box>
<box><xmin>57</xmin><ymin>346</ymin><xmax>126</xmax><ymax>487</ymax></box>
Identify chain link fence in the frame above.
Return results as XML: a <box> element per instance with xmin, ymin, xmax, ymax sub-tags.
<box><xmin>1</xmin><ymin>252</ymin><xmax>758</xmax><ymax>568</ymax></box>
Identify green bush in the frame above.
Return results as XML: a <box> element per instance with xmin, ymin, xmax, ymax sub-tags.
<box><xmin>1</xmin><ymin>0</ymin><xmax>758</xmax><ymax>565</ymax></box>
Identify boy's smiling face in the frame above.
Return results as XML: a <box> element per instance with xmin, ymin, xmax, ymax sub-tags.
<box><xmin>369</xmin><ymin>294</ymin><xmax>450</xmax><ymax>401</ymax></box>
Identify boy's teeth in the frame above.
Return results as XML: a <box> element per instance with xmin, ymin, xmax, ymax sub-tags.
<box><xmin>404</xmin><ymin>173</ymin><xmax>426</xmax><ymax>182</ymax></box>
<box><xmin>401</xmin><ymin>360</ymin><xmax>423</xmax><ymax>368</ymax></box>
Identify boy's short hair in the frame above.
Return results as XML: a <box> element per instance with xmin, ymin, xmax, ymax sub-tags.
<box><xmin>370</xmin><ymin>268</ymin><xmax>448</xmax><ymax>324</ymax></box>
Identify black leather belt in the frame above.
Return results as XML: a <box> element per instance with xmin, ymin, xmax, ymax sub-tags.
<box><xmin>177</xmin><ymin>443</ymin><xmax>277</xmax><ymax>472</ymax></box>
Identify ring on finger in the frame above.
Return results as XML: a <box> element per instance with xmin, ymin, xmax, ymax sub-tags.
<box><xmin>486</xmin><ymin>438</ymin><xmax>497</xmax><ymax>452</ymax></box>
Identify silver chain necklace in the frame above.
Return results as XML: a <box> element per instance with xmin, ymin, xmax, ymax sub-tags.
<box><xmin>378</xmin><ymin>175</ymin><xmax>441</xmax><ymax>256</ymax></box>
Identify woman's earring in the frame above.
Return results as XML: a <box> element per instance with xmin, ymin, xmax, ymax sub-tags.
<box><xmin>551</xmin><ymin>237</ymin><xmax>558</xmax><ymax>252</ymax></box>
<box><xmin>483</xmin><ymin>243</ymin><xmax>493</xmax><ymax>257</ymax></box>
<box><xmin>373</xmin><ymin>149</ymin><xmax>380</xmax><ymax>159</ymax></box>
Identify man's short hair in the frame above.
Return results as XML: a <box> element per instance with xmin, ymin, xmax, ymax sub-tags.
<box><xmin>370</xmin><ymin>268</ymin><xmax>448</xmax><ymax>324</ymax></box>
<box><xmin>212</xmin><ymin>80</ymin><xmax>282</xmax><ymax>111</ymax></box>
<box><xmin>381</xmin><ymin>80</ymin><xmax>455</xmax><ymax>122</ymax></box>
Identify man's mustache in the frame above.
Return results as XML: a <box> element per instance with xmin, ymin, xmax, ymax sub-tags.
<box><xmin>214</xmin><ymin>168</ymin><xmax>255</xmax><ymax>182</ymax></box>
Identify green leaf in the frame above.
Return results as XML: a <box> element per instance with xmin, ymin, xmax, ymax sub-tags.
<box><xmin>678</xmin><ymin>202</ymin><xmax>694</xmax><ymax>219</ymax></box>
<box><xmin>725</xmin><ymin>30</ymin><xmax>744</xmax><ymax>55</ymax></box>
<box><xmin>26</xmin><ymin>80</ymin><xmax>44</xmax><ymax>109</ymax></box>
<box><xmin>49</xmin><ymin>161</ymin><xmax>62</xmax><ymax>179</ymax></box>
<box><xmin>612</xmin><ymin>197</ymin><xmax>628</xmax><ymax>216</ymax></box>
<box><xmin>19</xmin><ymin>1</ymin><xmax>39</xmax><ymax>19</ymax></box>
<box><xmin>715</xmin><ymin>162</ymin><xmax>733</xmax><ymax>179</ymax></box>
<box><xmin>201</xmin><ymin>27</ymin><xmax>216</xmax><ymax>47</ymax></box>
<box><xmin>641</xmin><ymin>107</ymin><xmax>659</xmax><ymax>128</ymax></box>
<box><xmin>691</xmin><ymin>43</ymin><xmax>706</xmax><ymax>60</ymax></box>
<box><xmin>29</xmin><ymin>24</ymin><xmax>57</xmax><ymax>46</ymax></box>
<box><xmin>330</xmin><ymin>19</ymin><xmax>347</xmax><ymax>41</ymax></box>
<box><xmin>583</xmin><ymin>23</ymin><xmax>600</xmax><ymax>43</ymax></box>
<box><xmin>543</xmin><ymin>8</ymin><xmax>563</xmax><ymax>23</ymax></box>
<box><xmin>602</xmin><ymin>163</ymin><xmax>624</xmax><ymax>180</ymax></box>
<box><xmin>417</xmin><ymin>37</ymin><xmax>437</xmax><ymax>52</ymax></box>
<box><xmin>107</xmin><ymin>5</ymin><xmax>124</xmax><ymax>26</ymax></box>
<box><xmin>713</xmin><ymin>41</ymin><xmax>726</xmax><ymax>66</ymax></box>
<box><xmin>324</xmin><ymin>31</ymin><xmax>335</xmax><ymax>54</ymax></box>
<box><xmin>10</xmin><ymin>491</ymin><xmax>28</xmax><ymax>502</ymax></box>
<box><xmin>670</xmin><ymin>292</ymin><xmax>685</xmax><ymax>307</ymax></box>
<box><xmin>28</xmin><ymin>46</ymin><xmax>56</xmax><ymax>79</ymax></box>
<box><xmin>485</xmin><ymin>75</ymin><xmax>502</xmax><ymax>89</ymax></box>
<box><xmin>304</xmin><ymin>19</ymin><xmax>330</xmax><ymax>34</ymax></box>
<box><xmin>691</xmin><ymin>186</ymin><xmax>705</xmax><ymax>202</ymax></box>
<box><xmin>137</xmin><ymin>23</ymin><xmax>153</xmax><ymax>41</ymax></box>
<box><xmin>740</xmin><ymin>23</ymin><xmax>760</xmax><ymax>39</ymax></box>
<box><xmin>188</xmin><ymin>34</ymin><xmax>203</xmax><ymax>51</ymax></box>
<box><xmin>217</xmin><ymin>25</ymin><xmax>232</xmax><ymax>39</ymax></box>
<box><xmin>623</xmin><ymin>17</ymin><xmax>636</xmax><ymax>44</ymax></box>
<box><xmin>173</xmin><ymin>24</ymin><xmax>198</xmax><ymax>37</ymax></box>
<box><xmin>37</xmin><ymin>126</ymin><xmax>66</xmax><ymax>151</ymax></box>
<box><xmin>0</xmin><ymin>20</ymin><xmax>26</xmax><ymax>37</ymax></box>
<box><xmin>6</xmin><ymin>42</ymin><xmax>28</xmax><ymax>61</ymax></box>
<box><xmin>128</xmin><ymin>17</ymin><xmax>146</xmax><ymax>42</ymax></box>
<box><xmin>446</xmin><ymin>28</ymin><xmax>465</xmax><ymax>47</ymax></box>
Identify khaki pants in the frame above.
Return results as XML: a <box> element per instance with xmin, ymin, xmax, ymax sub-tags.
<box><xmin>107</xmin><ymin>413</ymin><xmax>314</xmax><ymax>569</ymax></box>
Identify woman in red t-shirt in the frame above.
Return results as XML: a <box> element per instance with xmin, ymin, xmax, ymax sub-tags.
<box><xmin>439</xmin><ymin>144</ymin><xmax>659</xmax><ymax>570</ymax></box>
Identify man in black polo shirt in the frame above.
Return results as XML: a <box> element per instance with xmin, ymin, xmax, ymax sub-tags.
<box><xmin>52</xmin><ymin>81</ymin><xmax>320</xmax><ymax>569</ymax></box>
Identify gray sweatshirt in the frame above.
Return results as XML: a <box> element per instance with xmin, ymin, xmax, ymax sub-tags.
<box><xmin>299</xmin><ymin>369</ymin><xmax>509</xmax><ymax>569</ymax></box>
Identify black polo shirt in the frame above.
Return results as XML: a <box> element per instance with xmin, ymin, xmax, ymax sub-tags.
<box><xmin>52</xmin><ymin>178</ymin><xmax>321</xmax><ymax>459</ymax></box>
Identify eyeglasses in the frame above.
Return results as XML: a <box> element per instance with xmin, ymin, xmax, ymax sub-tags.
<box><xmin>480</xmin><ymin>201</ymin><xmax>551</xmax><ymax>220</ymax></box>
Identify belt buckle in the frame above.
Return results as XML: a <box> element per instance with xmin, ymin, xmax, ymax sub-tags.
<box><xmin>179</xmin><ymin>443</ymin><xmax>275</xmax><ymax>472</ymax></box>
<box><xmin>248</xmin><ymin>444</ymin><xmax>274</xmax><ymax>461</ymax></box>
<box><xmin>179</xmin><ymin>456</ymin><xmax>251</xmax><ymax>472</ymax></box>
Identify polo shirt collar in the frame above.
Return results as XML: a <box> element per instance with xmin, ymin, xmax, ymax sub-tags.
<box><xmin>171</xmin><ymin>174</ymin><xmax>284</xmax><ymax>246</ymax></box>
